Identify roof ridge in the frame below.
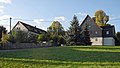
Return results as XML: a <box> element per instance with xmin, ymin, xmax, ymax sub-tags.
<box><xmin>80</xmin><ymin>15</ymin><xmax>102</xmax><ymax>30</ymax></box>
<box><xmin>19</xmin><ymin>21</ymin><xmax>45</xmax><ymax>31</ymax></box>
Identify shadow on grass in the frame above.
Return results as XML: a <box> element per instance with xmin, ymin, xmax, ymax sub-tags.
<box><xmin>1</xmin><ymin>58</ymin><xmax>120</xmax><ymax>66</ymax></box>
<box><xmin>0</xmin><ymin>46</ymin><xmax>120</xmax><ymax>62</ymax></box>
<box><xmin>70</xmin><ymin>46</ymin><xmax>120</xmax><ymax>50</ymax></box>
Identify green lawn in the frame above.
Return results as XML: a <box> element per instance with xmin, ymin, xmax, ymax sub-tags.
<box><xmin>0</xmin><ymin>46</ymin><xmax>120</xmax><ymax>68</ymax></box>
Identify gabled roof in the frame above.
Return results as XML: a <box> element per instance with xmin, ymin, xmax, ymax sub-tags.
<box><xmin>80</xmin><ymin>15</ymin><xmax>102</xmax><ymax>30</ymax></box>
<box><xmin>13</xmin><ymin>21</ymin><xmax>47</xmax><ymax>34</ymax></box>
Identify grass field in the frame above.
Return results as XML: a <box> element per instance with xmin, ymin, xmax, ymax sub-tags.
<box><xmin>0</xmin><ymin>46</ymin><xmax>120</xmax><ymax>68</ymax></box>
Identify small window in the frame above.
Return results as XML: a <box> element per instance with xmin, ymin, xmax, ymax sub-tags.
<box><xmin>95</xmin><ymin>31</ymin><xmax>98</xmax><ymax>34</ymax></box>
<box><xmin>95</xmin><ymin>38</ymin><xmax>98</xmax><ymax>41</ymax></box>
<box><xmin>88</xmin><ymin>19</ymin><xmax>91</xmax><ymax>22</ymax></box>
<box><xmin>18</xmin><ymin>27</ymin><xmax>20</xmax><ymax>30</ymax></box>
<box><xmin>17</xmin><ymin>27</ymin><xmax>19</xmax><ymax>29</ymax></box>
<box><xmin>106</xmin><ymin>31</ymin><xmax>109</xmax><ymax>34</ymax></box>
<box><xmin>88</xmin><ymin>25</ymin><xmax>91</xmax><ymax>28</ymax></box>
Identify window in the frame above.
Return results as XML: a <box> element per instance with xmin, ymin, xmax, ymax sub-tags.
<box><xmin>18</xmin><ymin>27</ymin><xmax>20</xmax><ymax>30</ymax></box>
<box><xmin>88</xmin><ymin>25</ymin><xmax>91</xmax><ymax>28</ymax></box>
<box><xmin>95</xmin><ymin>38</ymin><xmax>98</xmax><ymax>41</ymax></box>
<box><xmin>106</xmin><ymin>31</ymin><xmax>109</xmax><ymax>34</ymax></box>
<box><xmin>17</xmin><ymin>27</ymin><xmax>19</xmax><ymax>29</ymax></box>
<box><xmin>88</xmin><ymin>19</ymin><xmax>91</xmax><ymax>22</ymax></box>
<box><xmin>95</xmin><ymin>31</ymin><xmax>98</xmax><ymax>34</ymax></box>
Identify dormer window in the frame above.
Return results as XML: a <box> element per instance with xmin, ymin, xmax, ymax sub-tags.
<box><xmin>106</xmin><ymin>31</ymin><xmax>109</xmax><ymax>34</ymax></box>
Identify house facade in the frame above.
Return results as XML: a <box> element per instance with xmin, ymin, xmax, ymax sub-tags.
<box><xmin>12</xmin><ymin>21</ymin><xmax>46</xmax><ymax>35</ymax></box>
<box><xmin>80</xmin><ymin>15</ymin><xmax>115</xmax><ymax>46</ymax></box>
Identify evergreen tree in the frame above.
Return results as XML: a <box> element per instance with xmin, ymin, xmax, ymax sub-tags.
<box><xmin>83</xmin><ymin>24</ymin><xmax>91</xmax><ymax>45</ymax></box>
<box><xmin>67</xmin><ymin>15</ymin><xmax>82</xmax><ymax>45</ymax></box>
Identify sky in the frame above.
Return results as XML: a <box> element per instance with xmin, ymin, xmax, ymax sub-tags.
<box><xmin>0</xmin><ymin>0</ymin><xmax>120</xmax><ymax>32</ymax></box>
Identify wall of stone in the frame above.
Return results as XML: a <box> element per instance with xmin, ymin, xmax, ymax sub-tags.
<box><xmin>0</xmin><ymin>42</ymin><xmax>52</xmax><ymax>50</ymax></box>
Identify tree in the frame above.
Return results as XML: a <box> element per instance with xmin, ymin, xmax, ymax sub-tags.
<box><xmin>82</xmin><ymin>24</ymin><xmax>91</xmax><ymax>45</ymax></box>
<box><xmin>116</xmin><ymin>32</ymin><xmax>120</xmax><ymax>45</ymax></box>
<box><xmin>0</xmin><ymin>26</ymin><xmax>7</xmax><ymax>41</ymax></box>
<box><xmin>9</xmin><ymin>30</ymin><xmax>38</xmax><ymax>43</ymax></box>
<box><xmin>66</xmin><ymin>15</ymin><xmax>82</xmax><ymax>45</ymax></box>
<box><xmin>0</xmin><ymin>26</ymin><xmax>9</xmax><ymax>43</ymax></box>
<box><xmin>27</xmin><ymin>33</ymin><xmax>38</xmax><ymax>43</ymax></box>
<box><xmin>38</xmin><ymin>33</ymin><xmax>48</xmax><ymax>42</ymax></box>
<box><xmin>13</xmin><ymin>30</ymin><xmax>28</xmax><ymax>43</ymax></box>
<box><xmin>116</xmin><ymin>32</ymin><xmax>120</xmax><ymax>41</ymax></box>
<box><xmin>95</xmin><ymin>10</ymin><xmax>110</xmax><ymax>26</ymax></box>
<box><xmin>47</xmin><ymin>21</ymin><xmax>65</xmax><ymax>46</ymax></box>
<box><xmin>47</xmin><ymin>21</ymin><xmax>65</xmax><ymax>36</ymax></box>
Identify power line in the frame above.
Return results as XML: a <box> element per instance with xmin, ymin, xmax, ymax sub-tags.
<box><xmin>0</xmin><ymin>18</ymin><xmax>9</xmax><ymax>21</ymax></box>
<box><xmin>0</xmin><ymin>17</ymin><xmax>66</xmax><ymax>22</ymax></box>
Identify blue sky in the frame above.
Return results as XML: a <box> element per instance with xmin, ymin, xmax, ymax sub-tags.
<box><xmin>0</xmin><ymin>0</ymin><xmax>120</xmax><ymax>32</ymax></box>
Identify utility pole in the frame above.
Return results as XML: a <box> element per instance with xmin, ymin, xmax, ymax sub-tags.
<box><xmin>10</xmin><ymin>17</ymin><xmax>13</xmax><ymax>43</ymax></box>
<box><xmin>10</xmin><ymin>17</ymin><xmax>12</xmax><ymax>32</ymax></box>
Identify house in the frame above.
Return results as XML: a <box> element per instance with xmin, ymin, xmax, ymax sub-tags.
<box><xmin>80</xmin><ymin>15</ymin><xmax>115</xmax><ymax>46</ymax></box>
<box><xmin>12</xmin><ymin>21</ymin><xmax>46</xmax><ymax>35</ymax></box>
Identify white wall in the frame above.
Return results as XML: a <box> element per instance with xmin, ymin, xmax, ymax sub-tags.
<box><xmin>14</xmin><ymin>22</ymin><xmax>28</xmax><ymax>31</ymax></box>
<box><xmin>103</xmin><ymin>37</ymin><xmax>115</xmax><ymax>46</ymax></box>
<box><xmin>91</xmin><ymin>37</ymin><xmax>103</xmax><ymax>45</ymax></box>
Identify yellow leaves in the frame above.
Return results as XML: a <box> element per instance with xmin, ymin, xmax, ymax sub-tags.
<box><xmin>94</xmin><ymin>10</ymin><xmax>110</xmax><ymax>26</ymax></box>
<box><xmin>96</xmin><ymin>22</ymin><xmax>110</xmax><ymax>26</ymax></box>
<box><xmin>1</xmin><ymin>32</ymin><xmax>9</xmax><ymax>43</ymax></box>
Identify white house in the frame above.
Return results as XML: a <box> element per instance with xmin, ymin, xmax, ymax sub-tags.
<box><xmin>80</xmin><ymin>15</ymin><xmax>115</xmax><ymax>46</ymax></box>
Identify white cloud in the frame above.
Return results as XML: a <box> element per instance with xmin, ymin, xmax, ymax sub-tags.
<box><xmin>33</xmin><ymin>19</ymin><xmax>44</xmax><ymax>25</ymax></box>
<box><xmin>0</xmin><ymin>15</ymin><xmax>14</xmax><ymax>31</ymax></box>
<box><xmin>0</xmin><ymin>0</ymin><xmax>12</xmax><ymax>4</ymax></box>
<box><xmin>33</xmin><ymin>19</ymin><xmax>48</xmax><ymax>31</ymax></box>
<box><xmin>110</xmin><ymin>16</ymin><xmax>120</xmax><ymax>21</ymax></box>
<box><xmin>0</xmin><ymin>6</ymin><xmax>4</xmax><ymax>13</ymax></box>
<box><xmin>40</xmin><ymin>27</ymin><xmax>47</xmax><ymax>31</ymax></box>
<box><xmin>109</xmin><ymin>16</ymin><xmax>120</xmax><ymax>24</ymax></box>
<box><xmin>74</xmin><ymin>12</ymin><xmax>88</xmax><ymax>17</ymax></box>
<box><xmin>54</xmin><ymin>16</ymin><xmax>66</xmax><ymax>22</ymax></box>
<box><xmin>0</xmin><ymin>15</ymin><xmax>13</xmax><ymax>19</ymax></box>
<box><xmin>0</xmin><ymin>0</ymin><xmax>12</xmax><ymax>13</ymax></box>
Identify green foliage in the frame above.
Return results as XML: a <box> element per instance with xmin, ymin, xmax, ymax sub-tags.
<box><xmin>14</xmin><ymin>31</ymin><xmax>27</xmax><ymax>43</ymax></box>
<box><xmin>95</xmin><ymin>10</ymin><xmax>110</xmax><ymax>26</ymax></box>
<box><xmin>47</xmin><ymin>21</ymin><xmax>65</xmax><ymax>45</ymax></box>
<box><xmin>116</xmin><ymin>32</ymin><xmax>120</xmax><ymax>41</ymax></box>
<box><xmin>27</xmin><ymin>33</ymin><xmax>38</xmax><ymax>43</ymax></box>
<box><xmin>1</xmin><ymin>32</ymin><xmax>9</xmax><ymax>44</ymax></box>
<box><xmin>38</xmin><ymin>33</ymin><xmax>48</xmax><ymax>42</ymax></box>
<box><xmin>116</xmin><ymin>32</ymin><xmax>120</xmax><ymax>45</ymax></box>
<box><xmin>8</xmin><ymin>30</ymin><xmax>38</xmax><ymax>43</ymax></box>
<box><xmin>0</xmin><ymin>46</ymin><xmax>120</xmax><ymax>68</ymax></box>
<box><xmin>0</xmin><ymin>26</ymin><xmax>9</xmax><ymax>44</ymax></box>
<box><xmin>48</xmin><ymin>21</ymin><xmax>65</xmax><ymax>36</ymax></box>
<box><xmin>66</xmin><ymin>15</ymin><xmax>82</xmax><ymax>45</ymax></box>
<box><xmin>83</xmin><ymin>24</ymin><xmax>91</xmax><ymax>45</ymax></box>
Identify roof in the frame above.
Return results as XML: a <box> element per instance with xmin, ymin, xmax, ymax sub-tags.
<box><xmin>100</xmin><ymin>25</ymin><xmax>115</xmax><ymax>29</ymax></box>
<box><xmin>101</xmin><ymin>25</ymin><xmax>115</xmax><ymax>37</ymax></box>
<box><xmin>13</xmin><ymin>21</ymin><xmax>47</xmax><ymax>34</ymax></box>
<box><xmin>80</xmin><ymin>15</ymin><xmax>102</xmax><ymax>30</ymax></box>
